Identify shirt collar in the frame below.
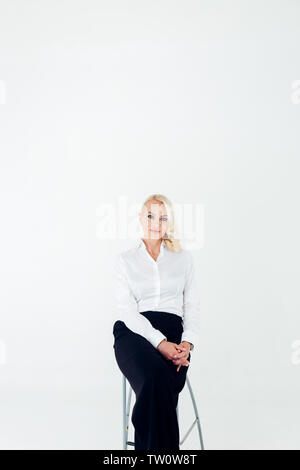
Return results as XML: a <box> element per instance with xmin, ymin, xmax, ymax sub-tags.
<box><xmin>135</xmin><ymin>237</ymin><xmax>165</xmax><ymax>258</ymax></box>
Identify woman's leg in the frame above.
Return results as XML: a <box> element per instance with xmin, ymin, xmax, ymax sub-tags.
<box><xmin>112</xmin><ymin>317</ymin><xmax>191</xmax><ymax>450</ymax></box>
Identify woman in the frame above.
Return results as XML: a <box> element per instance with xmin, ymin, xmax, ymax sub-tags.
<box><xmin>112</xmin><ymin>194</ymin><xmax>200</xmax><ymax>451</ymax></box>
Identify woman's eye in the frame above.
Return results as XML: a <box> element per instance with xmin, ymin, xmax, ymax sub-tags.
<box><xmin>147</xmin><ymin>214</ymin><xmax>167</xmax><ymax>221</ymax></box>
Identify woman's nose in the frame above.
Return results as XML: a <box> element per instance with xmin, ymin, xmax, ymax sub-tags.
<box><xmin>150</xmin><ymin>222</ymin><xmax>160</xmax><ymax>230</ymax></box>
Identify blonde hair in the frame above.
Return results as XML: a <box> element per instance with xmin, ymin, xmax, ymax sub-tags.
<box><xmin>141</xmin><ymin>194</ymin><xmax>182</xmax><ymax>252</ymax></box>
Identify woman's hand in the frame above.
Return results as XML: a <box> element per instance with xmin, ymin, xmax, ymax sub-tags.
<box><xmin>157</xmin><ymin>340</ymin><xmax>190</xmax><ymax>372</ymax></box>
<box><xmin>171</xmin><ymin>341</ymin><xmax>191</xmax><ymax>372</ymax></box>
<box><xmin>157</xmin><ymin>339</ymin><xmax>181</xmax><ymax>361</ymax></box>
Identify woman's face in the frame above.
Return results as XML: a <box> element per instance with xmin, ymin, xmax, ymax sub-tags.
<box><xmin>139</xmin><ymin>200</ymin><xmax>169</xmax><ymax>240</ymax></box>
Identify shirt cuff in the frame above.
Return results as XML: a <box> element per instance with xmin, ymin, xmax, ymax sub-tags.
<box><xmin>181</xmin><ymin>330</ymin><xmax>198</xmax><ymax>350</ymax></box>
<box><xmin>150</xmin><ymin>330</ymin><xmax>167</xmax><ymax>349</ymax></box>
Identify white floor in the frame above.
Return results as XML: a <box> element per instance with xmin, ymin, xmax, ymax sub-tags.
<box><xmin>0</xmin><ymin>383</ymin><xmax>299</xmax><ymax>450</ymax></box>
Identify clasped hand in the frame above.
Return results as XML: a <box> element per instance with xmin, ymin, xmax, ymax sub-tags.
<box><xmin>157</xmin><ymin>340</ymin><xmax>190</xmax><ymax>372</ymax></box>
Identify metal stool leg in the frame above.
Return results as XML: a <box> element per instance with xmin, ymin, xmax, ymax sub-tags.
<box><xmin>122</xmin><ymin>373</ymin><xmax>204</xmax><ymax>450</ymax></box>
<box><xmin>122</xmin><ymin>374</ymin><xmax>127</xmax><ymax>450</ymax></box>
<box><xmin>123</xmin><ymin>375</ymin><xmax>134</xmax><ymax>449</ymax></box>
<box><xmin>179</xmin><ymin>375</ymin><xmax>205</xmax><ymax>449</ymax></box>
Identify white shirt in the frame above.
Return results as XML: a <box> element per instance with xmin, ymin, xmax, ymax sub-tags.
<box><xmin>114</xmin><ymin>237</ymin><xmax>201</xmax><ymax>350</ymax></box>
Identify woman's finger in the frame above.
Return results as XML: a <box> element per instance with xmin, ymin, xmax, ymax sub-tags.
<box><xmin>172</xmin><ymin>357</ymin><xmax>187</xmax><ymax>364</ymax></box>
<box><xmin>176</xmin><ymin>360</ymin><xmax>189</xmax><ymax>371</ymax></box>
<box><xmin>173</xmin><ymin>351</ymin><xmax>187</xmax><ymax>359</ymax></box>
<box><xmin>175</xmin><ymin>356</ymin><xmax>189</xmax><ymax>369</ymax></box>
<box><xmin>173</xmin><ymin>351</ymin><xmax>188</xmax><ymax>362</ymax></box>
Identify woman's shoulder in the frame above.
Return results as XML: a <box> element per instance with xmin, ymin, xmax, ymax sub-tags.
<box><xmin>177</xmin><ymin>248</ymin><xmax>195</xmax><ymax>272</ymax></box>
<box><xmin>177</xmin><ymin>246</ymin><xmax>193</xmax><ymax>260</ymax></box>
<box><xmin>114</xmin><ymin>244</ymin><xmax>137</xmax><ymax>268</ymax></box>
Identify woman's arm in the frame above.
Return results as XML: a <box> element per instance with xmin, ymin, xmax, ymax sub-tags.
<box><xmin>114</xmin><ymin>254</ymin><xmax>167</xmax><ymax>349</ymax></box>
<box><xmin>181</xmin><ymin>252</ymin><xmax>201</xmax><ymax>350</ymax></box>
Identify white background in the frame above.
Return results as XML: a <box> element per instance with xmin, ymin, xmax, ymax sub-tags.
<box><xmin>0</xmin><ymin>0</ymin><xmax>299</xmax><ymax>450</ymax></box>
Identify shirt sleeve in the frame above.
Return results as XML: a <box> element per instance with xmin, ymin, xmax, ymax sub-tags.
<box><xmin>114</xmin><ymin>253</ymin><xmax>167</xmax><ymax>349</ymax></box>
<box><xmin>181</xmin><ymin>251</ymin><xmax>201</xmax><ymax>350</ymax></box>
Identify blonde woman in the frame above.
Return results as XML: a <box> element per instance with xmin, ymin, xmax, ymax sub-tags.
<box><xmin>113</xmin><ymin>194</ymin><xmax>200</xmax><ymax>450</ymax></box>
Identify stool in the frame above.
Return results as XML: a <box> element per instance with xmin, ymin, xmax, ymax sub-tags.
<box><xmin>122</xmin><ymin>373</ymin><xmax>205</xmax><ymax>450</ymax></box>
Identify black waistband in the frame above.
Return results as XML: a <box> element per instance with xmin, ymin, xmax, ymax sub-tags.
<box><xmin>139</xmin><ymin>310</ymin><xmax>183</xmax><ymax>328</ymax></box>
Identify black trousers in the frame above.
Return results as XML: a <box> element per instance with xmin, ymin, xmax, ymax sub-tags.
<box><xmin>113</xmin><ymin>310</ymin><xmax>191</xmax><ymax>451</ymax></box>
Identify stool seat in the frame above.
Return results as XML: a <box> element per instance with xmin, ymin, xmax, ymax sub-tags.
<box><xmin>121</xmin><ymin>373</ymin><xmax>205</xmax><ymax>450</ymax></box>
